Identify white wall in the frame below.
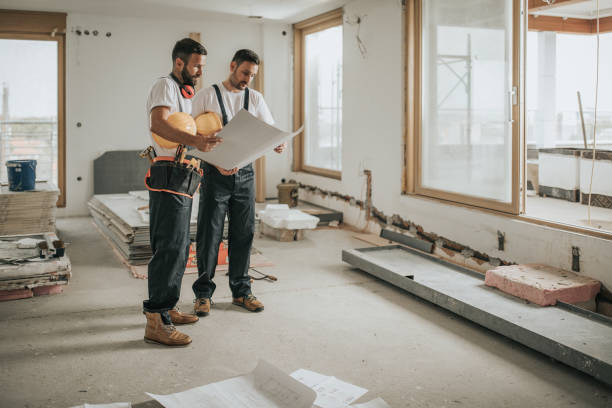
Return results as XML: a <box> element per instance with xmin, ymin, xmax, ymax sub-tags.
<box><xmin>57</xmin><ymin>12</ymin><xmax>292</xmax><ymax>215</ymax></box>
<box><xmin>282</xmin><ymin>0</ymin><xmax>612</xmax><ymax>289</ymax></box>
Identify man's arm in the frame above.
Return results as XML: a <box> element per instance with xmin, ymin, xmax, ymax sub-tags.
<box><xmin>150</xmin><ymin>106</ymin><xmax>221</xmax><ymax>152</ymax></box>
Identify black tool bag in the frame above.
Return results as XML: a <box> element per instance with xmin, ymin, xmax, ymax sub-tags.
<box><xmin>145</xmin><ymin>160</ymin><xmax>202</xmax><ymax>198</ymax></box>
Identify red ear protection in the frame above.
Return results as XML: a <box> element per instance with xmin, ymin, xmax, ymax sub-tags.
<box><xmin>180</xmin><ymin>85</ymin><xmax>195</xmax><ymax>99</ymax></box>
<box><xmin>170</xmin><ymin>73</ymin><xmax>195</xmax><ymax>99</ymax></box>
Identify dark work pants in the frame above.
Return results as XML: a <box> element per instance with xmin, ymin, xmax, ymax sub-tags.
<box><xmin>143</xmin><ymin>190</ymin><xmax>192</xmax><ymax>315</ymax></box>
<box><xmin>193</xmin><ymin>163</ymin><xmax>255</xmax><ymax>299</ymax></box>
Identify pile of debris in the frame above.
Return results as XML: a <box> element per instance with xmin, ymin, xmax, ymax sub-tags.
<box><xmin>0</xmin><ymin>232</ymin><xmax>71</xmax><ymax>301</ymax></box>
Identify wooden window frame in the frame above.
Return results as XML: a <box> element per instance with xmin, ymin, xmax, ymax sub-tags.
<box><xmin>0</xmin><ymin>10</ymin><xmax>67</xmax><ymax>207</ymax></box>
<box><xmin>293</xmin><ymin>8</ymin><xmax>343</xmax><ymax>180</ymax></box>
<box><xmin>404</xmin><ymin>0</ymin><xmax>612</xmax><ymax>240</ymax></box>
<box><xmin>404</xmin><ymin>0</ymin><xmax>521</xmax><ymax>214</ymax></box>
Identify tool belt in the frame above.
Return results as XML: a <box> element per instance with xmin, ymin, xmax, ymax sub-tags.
<box><xmin>145</xmin><ymin>156</ymin><xmax>203</xmax><ymax>198</ymax></box>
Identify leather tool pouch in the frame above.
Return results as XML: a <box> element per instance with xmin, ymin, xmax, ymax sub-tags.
<box><xmin>145</xmin><ymin>160</ymin><xmax>203</xmax><ymax>198</ymax></box>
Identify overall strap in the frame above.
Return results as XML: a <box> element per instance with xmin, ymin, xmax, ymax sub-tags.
<box><xmin>212</xmin><ymin>84</ymin><xmax>228</xmax><ymax>126</ymax></box>
<box><xmin>244</xmin><ymin>87</ymin><xmax>249</xmax><ymax>111</ymax></box>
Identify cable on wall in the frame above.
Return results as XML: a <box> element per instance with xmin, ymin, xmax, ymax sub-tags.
<box><xmin>345</xmin><ymin>14</ymin><xmax>368</xmax><ymax>59</ymax></box>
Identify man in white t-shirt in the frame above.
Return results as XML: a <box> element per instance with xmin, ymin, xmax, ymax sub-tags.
<box><xmin>191</xmin><ymin>49</ymin><xmax>286</xmax><ymax>315</ymax></box>
<box><xmin>142</xmin><ymin>38</ymin><xmax>221</xmax><ymax>347</ymax></box>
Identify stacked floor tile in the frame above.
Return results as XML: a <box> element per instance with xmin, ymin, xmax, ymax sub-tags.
<box><xmin>0</xmin><ymin>182</ymin><xmax>60</xmax><ymax>236</ymax></box>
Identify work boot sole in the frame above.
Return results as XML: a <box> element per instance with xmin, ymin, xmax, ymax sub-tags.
<box><xmin>232</xmin><ymin>301</ymin><xmax>264</xmax><ymax>313</ymax></box>
<box><xmin>144</xmin><ymin>336</ymin><xmax>192</xmax><ymax>347</ymax></box>
<box><xmin>195</xmin><ymin>311</ymin><xmax>209</xmax><ymax>317</ymax></box>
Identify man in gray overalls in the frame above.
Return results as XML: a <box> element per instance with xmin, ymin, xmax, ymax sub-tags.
<box><xmin>190</xmin><ymin>49</ymin><xmax>286</xmax><ymax>316</ymax></box>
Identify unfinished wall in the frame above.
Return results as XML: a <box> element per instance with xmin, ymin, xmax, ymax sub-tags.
<box><xmin>287</xmin><ymin>0</ymin><xmax>612</xmax><ymax>290</ymax></box>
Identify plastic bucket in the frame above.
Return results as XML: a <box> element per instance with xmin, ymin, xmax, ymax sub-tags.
<box><xmin>6</xmin><ymin>160</ymin><xmax>37</xmax><ymax>191</ymax></box>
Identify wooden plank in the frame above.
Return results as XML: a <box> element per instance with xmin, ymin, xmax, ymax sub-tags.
<box><xmin>188</xmin><ymin>32</ymin><xmax>203</xmax><ymax>92</ymax></box>
<box><xmin>529</xmin><ymin>15</ymin><xmax>592</xmax><ymax>34</ymax></box>
<box><xmin>527</xmin><ymin>0</ymin><xmax>589</xmax><ymax>13</ymax></box>
<box><xmin>0</xmin><ymin>9</ymin><xmax>66</xmax><ymax>34</ymax></box>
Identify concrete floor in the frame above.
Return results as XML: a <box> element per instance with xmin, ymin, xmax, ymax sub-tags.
<box><xmin>0</xmin><ymin>217</ymin><xmax>610</xmax><ymax>408</ymax></box>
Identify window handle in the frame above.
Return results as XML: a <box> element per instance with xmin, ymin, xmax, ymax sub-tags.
<box><xmin>508</xmin><ymin>86</ymin><xmax>517</xmax><ymax>123</ymax></box>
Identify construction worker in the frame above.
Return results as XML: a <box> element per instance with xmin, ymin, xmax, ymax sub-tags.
<box><xmin>142</xmin><ymin>38</ymin><xmax>221</xmax><ymax>346</ymax></box>
<box><xmin>191</xmin><ymin>49</ymin><xmax>286</xmax><ymax>316</ymax></box>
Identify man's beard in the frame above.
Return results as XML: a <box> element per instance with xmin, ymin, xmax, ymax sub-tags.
<box><xmin>182</xmin><ymin>66</ymin><xmax>196</xmax><ymax>86</ymax></box>
<box><xmin>230</xmin><ymin>72</ymin><xmax>248</xmax><ymax>89</ymax></box>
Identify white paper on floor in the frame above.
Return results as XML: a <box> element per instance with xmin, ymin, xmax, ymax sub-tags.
<box><xmin>69</xmin><ymin>403</ymin><xmax>131</xmax><ymax>408</ymax></box>
<box><xmin>146</xmin><ymin>360</ymin><xmax>316</xmax><ymax>408</ymax></box>
<box><xmin>290</xmin><ymin>369</ymin><xmax>368</xmax><ymax>408</ymax></box>
<box><xmin>351</xmin><ymin>397</ymin><xmax>392</xmax><ymax>408</ymax></box>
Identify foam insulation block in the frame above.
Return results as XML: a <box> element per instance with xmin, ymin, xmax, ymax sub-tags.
<box><xmin>485</xmin><ymin>264</ymin><xmax>601</xmax><ymax>306</ymax></box>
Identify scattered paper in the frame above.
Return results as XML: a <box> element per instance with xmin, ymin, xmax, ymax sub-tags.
<box><xmin>351</xmin><ymin>398</ymin><xmax>391</xmax><ymax>408</ymax></box>
<box><xmin>69</xmin><ymin>403</ymin><xmax>131</xmax><ymax>408</ymax></box>
<box><xmin>189</xmin><ymin>109</ymin><xmax>303</xmax><ymax>170</ymax></box>
<box><xmin>146</xmin><ymin>360</ymin><xmax>316</xmax><ymax>408</ymax></box>
<box><xmin>291</xmin><ymin>369</ymin><xmax>368</xmax><ymax>408</ymax></box>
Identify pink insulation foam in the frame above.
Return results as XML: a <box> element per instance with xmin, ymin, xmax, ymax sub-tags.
<box><xmin>484</xmin><ymin>264</ymin><xmax>600</xmax><ymax>306</ymax></box>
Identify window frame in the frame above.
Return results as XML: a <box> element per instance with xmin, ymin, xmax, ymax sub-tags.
<box><xmin>293</xmin><ymin>8</ymin><xmax>344</xmax><ymax>180</ymax></box>
<box><xmin>404</xmin><ymin>0</ymin><xmax>522</xmax><ymax>214</ymax></box>
<box><xmin>0</xmin><ymin>10</ymin><xmax>67</xmax><ymax>207</ymax></box>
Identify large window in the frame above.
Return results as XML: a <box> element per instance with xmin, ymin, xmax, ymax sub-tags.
<box><xmin>0</xmin><ymin>11</ymin><xmax>66</xmax><ymax>206</ymax></box>
<box><xmin>293</xmin><ymin>9</ymin><xmax>343</xmax><ymax>179</ymax></box>
<box><xmin>406</xmin><ymin>0</ymin><xmax>521</xmax><ymax>213</ymax></box>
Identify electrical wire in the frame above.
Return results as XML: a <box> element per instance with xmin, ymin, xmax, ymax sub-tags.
<box><xmin>587</xmin><ymin>0</ymin><xmax>600</xmax><ymax>224</ymax></box>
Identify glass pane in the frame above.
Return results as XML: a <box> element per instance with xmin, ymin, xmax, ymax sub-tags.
<box><xmin>0</xmin><ymin>39</ymin><xmax>58</xmax><ymax>186</ymax></box>
<box><xmin>304</xmin><ymin>25</ymin><xmax>343</xmax><ymax>171</ymax></box>
<box><xmin>421</xmin><ymin>0</ymin><xmax>513</xmax><ymax>203</ymax></box>
<box><xmin>525</xmin><ymin>29</ymin><xmax>612</xmax><ymax>233</ymax></box>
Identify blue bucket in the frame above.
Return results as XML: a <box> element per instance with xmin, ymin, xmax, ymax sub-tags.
<box><xmin>6</xmin><ymin>160</ymin><xmax>37</xmax><ymax>191</ymax></box>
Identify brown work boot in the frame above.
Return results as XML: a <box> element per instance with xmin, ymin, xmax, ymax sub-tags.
<box><xmin>144</xmin><ymin>312</ymin><xmax>191</xmax><ymax>346</ymax></box>
<box><xmin>194</xmin><ymin>298</ymin><xmax>211</xmax><ymax>316</ymax></box>
<box><xmin>169</xmin><ymin>307</ymin><xmax>199</xmax><ymax>325</ymax></box>
<box><xmin>232</xmin><ymin>294</ymin><xmax>264</xmax><ymax>312</ymax></box>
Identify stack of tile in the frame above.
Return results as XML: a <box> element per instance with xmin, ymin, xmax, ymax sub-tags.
<box><xmin>88</xmin><ymin>191</ymin><xmax>231</xmax><ymax>265</ymax></box>
<box><xmin>0</xmin><ymin>232</ymin><xmax>71</xmax><ymax>301</ymax></box>
<box><xmin>0</xmin><ymin>182</ymin><xmax>60</xmax><ymax>236</ymax></box>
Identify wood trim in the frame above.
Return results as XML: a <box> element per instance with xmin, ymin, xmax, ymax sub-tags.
<box><xmin>294</xmin><ymin>8</ymin><xmax>343</xmax><ymax>30</ymax></box>
<box><xmin>527</xmin><ymin>0</ymin><xmax>589</xmax><ymax>12</ymax></box>
<box><xmin>301</xmin><ymin>165</ymin><xmax>341</xmax><ymax>180</ymax></box>
<box><xmin>252</xmin><ymin>59</ymin><xmax>266</xmax><ymax>202</ymax></box>
<box><xmin>411</xmin><ymin>0</ymin><xmax>520</xmax><ymax>214</ymax></box>
<box><xmin>292</xmin><ymin>8</ymin><xmax>343</xmax><ymax>178</ymax></box>
<box><xmin>404</xmin><ymin>0</ymin><xmax>418</xmax><ymax>194</ymax></box>
<box><xmin>0</xmin><ymin>9</ymin><xmax>66</xmax><ymax>34</ymax></box>
<box><xmin>0</xmin><ymin>30</ymin><xmax>66</xmax><ymax>207</ymax></box>
<box><xmin>528</xmin><ymin>15</ymin><xmax>592</xmax><ymax>34</ymax></box>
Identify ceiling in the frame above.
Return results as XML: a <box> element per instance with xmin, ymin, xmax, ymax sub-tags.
<box><xmin>0</xmin><ymin>0</ymin><xmax>347</xmax><ymax>23</ymax></box>
<box><xmin>532</xmin><ymin>0</ymin><xmax>612</xmax><ymax>19</ymax></box>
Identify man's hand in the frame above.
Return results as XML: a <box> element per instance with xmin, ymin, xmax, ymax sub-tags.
<box><xmin>215</xmin><ymin>165</ymin><xmax>239</xmax><ymax>176</ymax></box>
<box><xmin>274</xmin><ymin>142</ymin><xmax>287</xmax><ymax>153</ymax></box>
<box><xmin>194</xmin><ymin>131</ymin><xmax>222</xmax><ymax>152</ymax></box>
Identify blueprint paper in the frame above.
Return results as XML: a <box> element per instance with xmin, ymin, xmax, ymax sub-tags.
<box><xmin>351</xmin><ymin>398</ymin><xmax>392</xmax><ymax>408</ymax></box>
<box><xmin>146</xmin><ymin>360</ymin><xmax>316</xmax><ymax>408</ymax></box>
<box><xmin>291</xmin><ymin>369</ymin><xmax>368</xmax><ymax>408</ymax></box>
<box><xmin>189</xmin><ymin>109</ymin><xmax>303</xmax><ymax>170</ymax></box>
<box><xmin>290</xmin><ymin>368</ymin><xmax>331</xmax><ymax>389</ymax></box>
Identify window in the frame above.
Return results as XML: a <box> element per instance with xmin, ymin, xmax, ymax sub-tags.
<box><xmin>406</xmin><ymin>0</ymin><xmax>521</xmax><ymax>214</ymax></box>
<box><xmin>0</xmin><ymin>10</ymin><xmax>66</xmax><ymax>206</ymax></box>
<box><xmin>293</xmin><ymin>9</ymin><xmax>343</xmax><ymax>179</ymax></box>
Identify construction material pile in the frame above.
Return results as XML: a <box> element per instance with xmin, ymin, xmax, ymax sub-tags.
<box><xmin>88</xmin><ymin>191</ymin><xmax>230</xmax><ymax>265</ymax></box>
<box><xmin>0</xmin><ymin>182</ymin><xmax>59</xmax><ymax>236</ymax></box>
<box><xmin>0</xmin><ymin>232</ymin><xmax>71</xmax><ymax>301</ymax></box>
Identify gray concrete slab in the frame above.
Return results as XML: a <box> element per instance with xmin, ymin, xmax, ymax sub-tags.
<box><xmin>0</xmin><ymin>217</ymin><xmax>611</xmax><ymax>408</ymax></box>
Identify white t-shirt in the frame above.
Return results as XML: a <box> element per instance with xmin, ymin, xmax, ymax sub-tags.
<box><xmin>191</xmin><ymin>82</ymin><xmax>274</xmax><ymax>127</ymax></box>
<box><xmin>145</xmin><ymin>76</ymin><xmax>192</xmax><ymax>157</ymax></box>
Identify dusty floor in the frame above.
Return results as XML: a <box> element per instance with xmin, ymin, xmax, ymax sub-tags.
<box><xmin>0</xmin><ymin>217</ymin><xmax>610</xmax><ymax>408</ymax></box>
